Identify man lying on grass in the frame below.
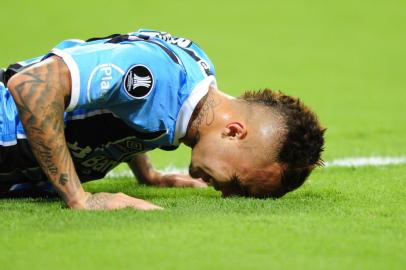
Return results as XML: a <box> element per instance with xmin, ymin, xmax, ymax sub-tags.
<box><xmin>0</xmin><ymin>29</ymin><xmax>325</xmax><ymax>210</ymax></box>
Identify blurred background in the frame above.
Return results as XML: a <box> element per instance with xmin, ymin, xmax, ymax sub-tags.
<box><xmin>1</xmin><ymin>0</ymin><xmax>405</xmax><ymax>168</ymax></box>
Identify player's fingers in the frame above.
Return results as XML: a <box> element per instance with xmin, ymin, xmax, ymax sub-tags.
<box><xmin>190</xmin><ymin>178</ymin><xmax>208</xmax><ymax>188</ymax></box>
<box><xmin>101</xmin><ymin>193</ymin><xmax>160</xmax><ymax>210</ymax></box>
<box><xmin>172</xmin><ymin>176</ymin><xmax>208</xmax><ymax>188</ymax></box>
<box><xmin>130</xmin><ymin>199</ymin><xmax>164</xmax><ymax>210</ymax></box>
<box><xmin>108</xmin><ymin>199</ymin><xmax>163</xmax><ymax>210</ymax></box>
<box><xmin>120</xmin><ymin>194</ymin><xmax>164</xmax><ymax>210</ymax></box>
<box><xmin>161</xmin><ymin>173</ymin><xmax>208</xmax><ymax>188</ymax></box>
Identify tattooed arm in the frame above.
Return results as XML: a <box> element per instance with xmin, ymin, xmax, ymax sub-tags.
<box><xmin>7</xmin><ymin>56</ymin><xmax>162</xmax><ymax>210</ymax></box>
<box><xmin>128</xmin><ymin>154</ymin><xmax>207</xmax><ymax>188</ymax></box>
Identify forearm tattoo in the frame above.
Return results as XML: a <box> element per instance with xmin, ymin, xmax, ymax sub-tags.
<box><xmin>9</xmin><ymin>57</ymin><xmax>79</xmax><ymax>200</ymax></box>
<box><xmin>59</xmin><ymin>173</ymin><xmax>68</xmax><ymax>186</ymax></box>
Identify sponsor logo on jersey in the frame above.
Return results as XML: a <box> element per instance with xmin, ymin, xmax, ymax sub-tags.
<box><xmin>87</xmin><ymin>64</ymin><xmax>125</xmax><ymax>102</ymax></box>
<box><xmin>81</xmin><ymin>155</ymin><xmax>119</xmax><ymax>174</ymax></box>
<box><xmin>124</xmin><ymin>65</ymin><xmax>154</xmax><ymax>99</ymax></box>
<box><xmin>68</xmin><ymin>137</ymin><xmax>145</xmax><ymax>175</ymax></box>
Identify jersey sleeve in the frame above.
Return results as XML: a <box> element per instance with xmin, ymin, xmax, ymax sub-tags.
<box><xmin>48</xmin><ymin>39</ymin><xmax>186</xmax><ymax>112</ymax></box>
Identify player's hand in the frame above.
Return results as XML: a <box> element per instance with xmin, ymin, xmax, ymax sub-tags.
<box><xmin>71</xmin><ymin>192</ymin><xmax>163</xmax><ymax>211</ymax></box>
<box><xmin>150</xmin><ymin>172</ymin><xmax>208</xmax><ymax>188</ymax></box>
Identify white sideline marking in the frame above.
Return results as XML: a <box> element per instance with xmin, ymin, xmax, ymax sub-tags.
<box><xmin>105</xmin><ymin>156</ymin><xmax>406</xmax><ymax>179</ymax></box>
<box><xmin>324</xmin><ymin>156</ymin><xmax>406</xmax><ymax>168</ymax></box>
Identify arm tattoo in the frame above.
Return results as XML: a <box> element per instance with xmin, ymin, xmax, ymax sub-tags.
<box><xmin>59</xmin><ymin>173</ymin><xmax>68</xmax><ymax>186</ymax></box>
<box><xmin>29</xmin><ymin>129</ymin><xmax>59</xmax><ymax>176</ymax></box>
<box><xmin>9</xmin><ymin>57</ymin><xmax>82</xmax><ymax>203</ymax></box>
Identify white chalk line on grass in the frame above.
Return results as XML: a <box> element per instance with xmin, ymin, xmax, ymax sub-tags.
<box><xmin>324</xmin><ymin>156</ymin><xmax>406</xmax><ymax>167</ymax></box>
<box><xmin>105</xmin><ymin>156</ymin><xmax>406</xmax><ymax>179</ymax></box>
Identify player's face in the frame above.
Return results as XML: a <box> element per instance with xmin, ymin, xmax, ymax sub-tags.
<box><xmin>189</xmin><ymin>130</ymin><xmax>285</xmax><ymax>198</ymax></box>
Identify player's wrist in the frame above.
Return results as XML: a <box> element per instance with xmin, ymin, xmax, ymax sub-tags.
<box><xmin>66</xmin><ymin>190</ymin><xmax>91</xmax><ymax>209</ymax></box>
<box><xmin>146</xmin><ymin>170</ymin><xmax>163</xmax><ymax>184</ymax></box>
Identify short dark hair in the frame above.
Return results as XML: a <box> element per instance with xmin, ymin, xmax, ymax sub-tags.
<box><xmin>240</xmin><ymin>89</ymin><xmax>325</xmax><ymax>195</ymax></box>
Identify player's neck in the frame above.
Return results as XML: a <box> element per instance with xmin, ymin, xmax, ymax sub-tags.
<box><xmin>181</xmin><ymin>88</ymin><xmax>233</xmax><ymax>147</ymax></box>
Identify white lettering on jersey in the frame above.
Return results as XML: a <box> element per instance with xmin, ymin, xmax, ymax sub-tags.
<box><xmin>87</xmin><ymin>64</ymin><xmax>125</xmax><ymax>103</ymax></box>
<box><xmin>100</xmin><ymin>65</ymin><xmax>113</xmax><ymax>90</ymax></box>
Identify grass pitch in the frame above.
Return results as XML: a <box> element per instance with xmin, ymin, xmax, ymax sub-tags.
<box><xmin>1</xmin><ymin>0</ymin><xmax>405</xmax><ymax>269</ymax></box>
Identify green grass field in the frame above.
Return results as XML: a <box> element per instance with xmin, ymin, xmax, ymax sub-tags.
<box><xmin>1</xmin><ymin>0</ymin><xmax>405</xmax><ymax>269</ymax></box>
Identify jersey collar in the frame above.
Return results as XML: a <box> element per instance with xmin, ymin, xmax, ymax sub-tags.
<box><xmin>173</xmin><ymin>75</ymin><xmax>217</xmax><ymax>145</ymax></box>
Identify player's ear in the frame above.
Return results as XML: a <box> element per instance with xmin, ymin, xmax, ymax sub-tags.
<box><xmin>222</xmin><ymin>122</ymin><xmax>247</xmax><ymax>140</ymax></box>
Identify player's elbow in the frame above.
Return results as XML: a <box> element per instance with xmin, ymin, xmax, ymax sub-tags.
<box><xmin>7</xmin><ymin>57</ymin><xmax>72</xmax><ymax>108</ymax></box>
<box><xmin>6</xmin><ymin>72</ymin><xmax>26</xmax><ymax>94</ymax></box>
<box><xmin>6</xmin><ymin>71</ymin><xmax>43</xmax><ymax>100</ymax></box>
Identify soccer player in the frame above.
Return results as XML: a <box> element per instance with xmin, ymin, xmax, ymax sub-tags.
<box><xmin>0</xmin><ymin>29</ymin><xmax>325</xmax><ymax>210</ymax></box>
